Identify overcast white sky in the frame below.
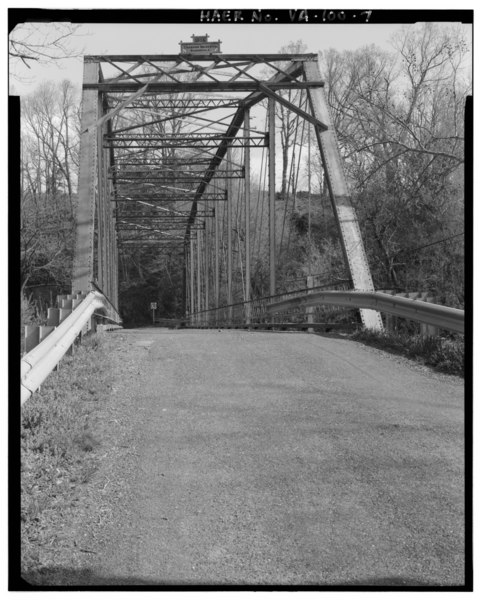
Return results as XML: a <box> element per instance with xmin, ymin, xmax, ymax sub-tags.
<box><xmin>9</xmin><ymin>19</ymin><xmax>472</xmax><ymax>96</ymax></box>
<box><xmin>10</xmin><ymin>22</ymin><xmax>395</xmax><ymax>95</ymax></box>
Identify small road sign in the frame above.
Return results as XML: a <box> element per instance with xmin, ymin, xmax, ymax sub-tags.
<box><xmin>150</xmin><ymin>302</ymin><xmax>157</xmax><ymax>310</ymax></box>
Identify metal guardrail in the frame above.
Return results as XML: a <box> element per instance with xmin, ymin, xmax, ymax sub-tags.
<box><xmin>21</xmin><ymin>291</ymin><xmax>122</xmax><ymax>405</ymax></box>
<box><xmin>186</xmin><ymin>281</ymin><xmax>354</xmax><ymax>328</ymax></box>
<box><xmin>267</xmin><ymin>291</ymin><xmax>464</xmax><ymax>334</ymax></box>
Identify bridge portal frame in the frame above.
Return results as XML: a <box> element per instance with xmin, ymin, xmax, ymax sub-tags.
<box><xmin>72</xmin><ymin>52</ymin><xmax>382</xmax><ymax>330</ymax></box>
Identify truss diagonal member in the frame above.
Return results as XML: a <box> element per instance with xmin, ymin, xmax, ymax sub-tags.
<box><xmin>183</xmin><ymin>59</ymin><xmax>307</xmax><ymax>244</ymax></box>
<box><xmin>112</xmin><ymin>104</ymin><xmax>237</xmax><ymax>135</ymax></box>
<box><xmin>226</xmin><ymin>62</ymin><xmax>257</xmax><ymax>82</ymax></box>
<box><xmin>83</xmin><ymin>58</ymin><xmax>183</xmax><ymax>135</ymax></box>
<box><xmin>258</xmin><ymin>83</ymin><xmax>328</xmax><ymax>131</ymax></box>
<box><xmin>82</xmin><ymin>78</ymin><xmax>157</xmax><ymax>135</ymax></box>
<box><xmin>192</xmin><ymin>60</ymin><xmax>218</xmax><ymax>81</ymax></box>
<box><xmin>104</xmin><ymin>58</ymin><xmax>145</xmax><ymax>85</ymax></box>
<box><xmin>141</xmin><ymin>57</ymin><xmax>183</xmax><ymax>83</ymax></box>
<box><xmin>178</xmin><ymin>56</ymin><xmax>220</xmax><ymax>82</ymax></box>
<box><xmin>204</xmin><ymin>57</ymin><xmax>256</xmax><ymax>83</ymax></box>
<box><xmin>103</xmin><ymin>59</ymin><xmax>145</xmax><ymax>84</ymax></box>
<box><xmin>213</xmin><ymin>55</ymin><xmax>266</xmax><ymax>87</ymax></box>
<box><xmin>255</xmin><ymin>55</ymin><xmax>305</xmax><ymax>83</ymax></box>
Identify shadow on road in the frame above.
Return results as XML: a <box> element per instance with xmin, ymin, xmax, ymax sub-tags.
<box><xmin>18</xmin><ymin>567</ymin><xmax>461</xmax><ymax>590</ymax></box>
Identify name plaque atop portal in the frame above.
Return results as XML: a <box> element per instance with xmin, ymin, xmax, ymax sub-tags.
<box><xmin>179</xmin><ymin>34</ymin><xmax>222</xmax><ymax>54</ymax></box>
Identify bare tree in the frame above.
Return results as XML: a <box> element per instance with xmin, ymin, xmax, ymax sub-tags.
<box><xmin>316</xmin><ymin>23</ymin><xmax>468</xmax><ymax>302</ymax></box>
<box><xmin>9</xmin><ymin>22</ymin><xmax>82</xmax><ymax>78</ymax></box>
<box><xmin>21</xmin><ymin>80</ymin><xmax>81</xmax><ymax>292</ymax></box>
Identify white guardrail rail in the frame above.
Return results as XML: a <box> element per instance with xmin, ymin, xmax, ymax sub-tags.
<box><xmin>267</xmin><ymin>290</ymin><xmax>464</xmax><ymax>334</ymax></box>
<box><xmin>21</xmin><ymin>291</ymin><xmax>121</xmax><ymax>406</ymax></box>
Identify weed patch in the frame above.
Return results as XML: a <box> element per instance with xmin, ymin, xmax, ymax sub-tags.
<box><xmin>21</xmin><ymin>333</ymin><xmax>114</xmax><ymax>577</ymax></box>
<box><xmin>351</xmin><ymin>329</ymin><xmax>464</xmax><ymax>377</ymax></box>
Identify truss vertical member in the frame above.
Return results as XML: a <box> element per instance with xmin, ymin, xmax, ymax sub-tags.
<box><xmin>197</xmin><ymin>228</ymin><xmax>202</xmax><ymax>319</ymax></box>
<box><xmin>214</xmin><ymin>185</ymin><xmax>220</xmax><ymax>310</ymax></box>
<box><xmin>244</xmin><ymin>109</ymin><xmax>251</xmax><ymax>324</ymax></box>
<box><xmin>304</xmin><ymin>61</ymin><xmax>383</xmax><ymax>331</ymax></box>
<box><xmin>184</xmin><ymin>243</ymin><xmax>189</xmax><ymax>317</ymax></box>
<box><xmin>190</xmin><ymin>236</ymin><xmax>195</xmax><ymax>317</ymax></box>
<box><xmin>204</xmin><ymin>220</ymin><xmax>209</xmax><ymax>324</ymax></box>
<box><xmin>268</xmin><ymin>97</ymin><xmax>276</xmax><ymax>298</ymax></box>
<box><xmin>97</xmin><ymin>95</ymin><xmax>117</xmax><ymax>308</ymax></box>
<box><xmin>226</xmin><ymin>147</ymin><xmax>233</xmax><ymax>320</ymax></box>
<box><xmin>96</xmin><ymin>114</ymin><xmax>105</xmax><ymax>295</ymax></box>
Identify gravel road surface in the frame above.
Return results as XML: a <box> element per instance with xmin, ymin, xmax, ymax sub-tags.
<box><xmin>74</xmin><ymin>329</ymin><xmax>465</xmax><ymax>587</ymax></box>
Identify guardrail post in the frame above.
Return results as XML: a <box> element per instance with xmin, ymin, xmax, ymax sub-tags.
<box><xmin>59</xmin><ymin>308</ymin><xmax>72</xmax><ymax>323</ymax></box>
<box><xmin>420</xmin><ymin>296</ymin><xmax>439</xmax><ymax>337</ymax></box>
<box><xmin>56</xmin><ymin>294</ymin><xmax>67</xmax><ymax>307</ymax></box>
<box><xmin>72</xmin><ymin>298</ymin><xmax>85</xmax><ymax>343</ymax></box>
<box><xmin>24</xmin><ymin>325</ymin><xmax>40</xmax><ymax>354</ymax></box>
<box><xmin>59</xmin><ymin>308</ymin><xmax>74</xmax><ymax>355</ymax></box>
<box><xmin>39</xmin><ymin>325</ymin><xmax>55</xmax><ymax>343</ymax></box>
<box><xmin>47</xmin><ymin>308</ymin><xmax>60</xmax><ymax>327</ymax></box>
<box><xmin>46</xmin><ymin>308</ymin><xmax>60</xmax><ymax>369</ymax></box>
<box><xmin>421</xmin><ymin>323</ymin><xmax>439</xmax><ymax>337</ymax></box>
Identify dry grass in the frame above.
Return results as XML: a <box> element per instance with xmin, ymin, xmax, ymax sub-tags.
<box><xmin>21</xmin><ymin>334</ymin><xmax>114</xmax><ymax>577</ymax></box>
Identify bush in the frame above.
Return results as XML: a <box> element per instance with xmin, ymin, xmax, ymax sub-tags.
<box><xmin>21</xmin><ymin>293</ymin><xmax>38</xmax><ymax>327</ymax></box>
<box><xmin>351</xmin><ymin>329</ymin><xmax>464</xmax><ymax>377</ymax></box>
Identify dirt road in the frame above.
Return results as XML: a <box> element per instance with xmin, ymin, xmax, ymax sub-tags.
<box><xmin>54</xmin><ymin>329</ymin><xmax>466</xmax><ymax>587</ymax></box>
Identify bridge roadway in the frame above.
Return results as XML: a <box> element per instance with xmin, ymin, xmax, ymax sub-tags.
<box><xmin>82</xmin><ymin>328</ymin><xmax>464</xmax><ymax>587</ymax></box>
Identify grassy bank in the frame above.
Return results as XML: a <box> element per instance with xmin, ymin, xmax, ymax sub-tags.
<box><xmin>21</xmin><ymin>334</ymin><xmax>114</xmax><ymax>578</ymax></box>
<box><xmin>351</xmin><ymin>329</ymin><xmax>465</xmax><ymax>377</ymax></box>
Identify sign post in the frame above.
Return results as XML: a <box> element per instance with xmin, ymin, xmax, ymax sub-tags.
<box><xmin>150</xmin><ymin>302</ymin><xmax>157</xmax><ymax>325</ymax></box>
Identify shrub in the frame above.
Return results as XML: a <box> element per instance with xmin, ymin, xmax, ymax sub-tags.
<box><xmin>351</xmin><ymin>329</ymin><xmax>464</xmax><ymax>377</ymax></box>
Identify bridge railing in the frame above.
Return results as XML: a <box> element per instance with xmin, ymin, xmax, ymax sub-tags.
<box><xmin>21</xmin><ymin>290</ymin><xmax>122</xmax><ymax>405</ymax></box>
<box><xmin>185</xmin><ymin>284</ymin><xmax>464</xmax><ymax>335</ymax></box>
<box><xmin>267</xmin><ymin>290</ymin><xmax>464</xmax><ymax>335</ymax></box>
<box><xmin>186</xmin><ymin>280</ymin><xmax>356</xmax><ymax>329</ymax></box>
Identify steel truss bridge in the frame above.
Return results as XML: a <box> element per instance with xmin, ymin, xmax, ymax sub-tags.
<box><xmin>72</xmin><ymin>51</ymin><xmax>384</xmax><ymax>331</ymax></box>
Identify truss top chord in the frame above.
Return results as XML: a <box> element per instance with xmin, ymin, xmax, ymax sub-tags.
<box><xmin>85</xmin><ymin>53</ymin><xmax>318</xmax><ymax>63</ymax></box>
